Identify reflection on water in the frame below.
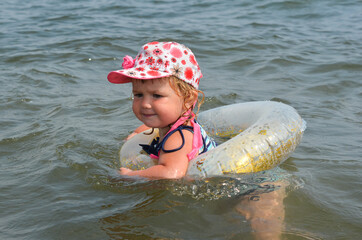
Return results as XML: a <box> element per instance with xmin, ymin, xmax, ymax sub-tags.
<box><xmin>96</xmin><ymin>171</ymin><xmax>310</xmax><ymax>239</ymax></box>
<box><xmin>94</xmin><ymin>169</ymin><xmax>303</xmax><ymax>239</ymax></box>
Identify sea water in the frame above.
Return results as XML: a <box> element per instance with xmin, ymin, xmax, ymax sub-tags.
<box><xmin>1</xmin><ymin>0</ymin><xmax>361</xmax><ymax>239</ymax></box>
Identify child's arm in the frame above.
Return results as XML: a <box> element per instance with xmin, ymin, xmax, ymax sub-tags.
<box><xmin>126</xmin><ymin>124</ymin><xmax>150</xmax><ymax>140</ymax></box>
<box><xmin>120</xmin><ymin>129</ymin><xmax>193</xmax><ymax>179</ymax></box>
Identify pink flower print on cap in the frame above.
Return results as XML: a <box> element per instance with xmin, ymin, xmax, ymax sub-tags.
<box><xmin>107</xmin><ymin>42</ymin><xmax>203</xmax><ymax>89</ymax></box>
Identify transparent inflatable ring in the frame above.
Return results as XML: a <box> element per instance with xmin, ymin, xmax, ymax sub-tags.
<box><xmin>120</xmin><ymin>101</ymin><xmax>306</xmax><ymax>178</ymax></box>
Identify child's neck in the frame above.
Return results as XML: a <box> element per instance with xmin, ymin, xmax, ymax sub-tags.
<box><xmin>158</xmin><ymin>127</ymin><xmax>170</xmax><ymax>139</ymax></box>
<box><xmin>158</xmin><ymin>119</ymin><xmax>193</xmax><ymax>139</ymax></box>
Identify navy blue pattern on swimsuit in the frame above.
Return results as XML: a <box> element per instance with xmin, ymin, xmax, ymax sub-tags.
<box><xmin>140</xmin><ymin>121</ymin><xmax>216</xmax><ymax>158</ymax></box>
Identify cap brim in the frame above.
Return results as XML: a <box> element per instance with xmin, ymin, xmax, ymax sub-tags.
<box><xmin>107</xmin><ymin>71</ymin><xmax>133</xmax><ymax>84</ymax></box>
<box><xmin>107</xmin><ymin>69</ymin><xmax>172</xmax><ymax>84</ymax></box>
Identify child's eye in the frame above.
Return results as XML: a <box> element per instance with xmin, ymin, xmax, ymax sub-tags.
<box><xmin>133</xmin><ymin>93</ymin><xmax>143</xmax><ymax>98</ymax></box>
<box><xmin>153</xmin><ymin>94</ymin><xmax>163</xmax><ymax>99</ymax></box>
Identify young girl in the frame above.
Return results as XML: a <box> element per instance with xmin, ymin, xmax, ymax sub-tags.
<box><xmin>108</xmin><ymin>41</ymin><xmax>216</xmax><ymax>179</ymax></box>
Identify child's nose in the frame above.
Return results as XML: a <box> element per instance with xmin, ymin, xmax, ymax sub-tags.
<box><xmin>141</xmin><ymin>97</ymin><xmax>152</xmax><ymax>109</ymax></box>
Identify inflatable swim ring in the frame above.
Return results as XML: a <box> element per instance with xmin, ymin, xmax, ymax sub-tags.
<box><xmin>120</xmin><ymin>101</ymin><xmax>306</xmax><ymax>178</ymax></box>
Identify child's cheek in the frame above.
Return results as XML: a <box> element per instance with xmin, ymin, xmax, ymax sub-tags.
<box><xmin>132</xmin><ymin>101</ymin><xmax>138</xmax><ymax>115</ymax></box>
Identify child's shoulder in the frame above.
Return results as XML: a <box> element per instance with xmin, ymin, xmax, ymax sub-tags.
<box><xmin>162</xmin><ymin>127</ymin><xmax>194</xmax><ymax>153</ymax></box>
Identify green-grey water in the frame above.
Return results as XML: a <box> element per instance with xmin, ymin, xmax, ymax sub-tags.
<box><xmin>1</xmin><ymin>0</ymin><xmax>361</xmax><ymax>239</ymax></box>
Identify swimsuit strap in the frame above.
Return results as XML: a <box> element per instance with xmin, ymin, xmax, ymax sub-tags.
<box><xmin>139</xmin><ymin>126</ymin><xmax>194</xmax><ymax>157</ymax></box>
<box><xmin>161</xmin><ymin>126</ymin><xmax>193</xmax><ymax>153</ymax></box>
<box><xmin>167</xmin><ymin>108</ymin><xmax>203</xmax><ymax>160</ymax></box>
<box><xmin>140</xmin><ymin>122</ymin><xmax>217</xmax><ymax>160</ymax></box>
<box><xmin>140</xmin><ymin>102</ymin><xmax>204</xmax><ymax>160</ymax></box>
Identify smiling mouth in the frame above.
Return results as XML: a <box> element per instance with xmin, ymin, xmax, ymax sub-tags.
<box><xmin>142</xmin><ymin>113</ymin><xmax>155</xmax><ymax>118</ymax></box>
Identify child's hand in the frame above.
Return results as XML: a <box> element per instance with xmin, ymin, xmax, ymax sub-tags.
<box><xmin>125</xmin><ymin>132</ymin><xmax>138</xmax><ymax>141</ymax></box>
<box><xmin>125</xmin><ymin>124</ymin><xmax>150</xmax><ymax>141</ymax></box>
<box><xmin>119</xmin><ymin>167</ymin><xmax>133</xmax><ymax>175</ymax></box>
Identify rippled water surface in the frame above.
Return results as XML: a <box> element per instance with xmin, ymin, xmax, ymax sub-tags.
<box><xmin>1</xmin><ymin>0</ymin><xmax>361</xmax><ymax>239</ymax></box>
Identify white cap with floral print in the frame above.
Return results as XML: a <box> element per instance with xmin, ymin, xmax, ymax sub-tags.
<box><xmin>107</xmin><ymin>41</ymin><xmax>203</xmax><ymax>89</ymax></box>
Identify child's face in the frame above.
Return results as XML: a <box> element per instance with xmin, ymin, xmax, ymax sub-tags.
<box><xmin>132</xmin><ymin>78</ymin><xmax>184</xmax><ymax>129</ymax></box>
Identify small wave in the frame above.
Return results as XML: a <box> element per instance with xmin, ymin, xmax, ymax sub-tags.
<box><xmin>305</xmin><ymin>79</ymin><xmax>361</xmax><ymax>95</ymax></box>
<box><xmin>168</xmin><ymin>169</ymin><xmax>294</xmax><ymax>200</ymax></box>
<box><xmin>308</xmin><ymin>62</ymin><xmax>362</xmax><ymax>74</ymax></box>
<box><xmin>282</xmin><ymin>229</ymin><xmax>324</xmax><ymax>240</ymax></box>
<box><xmin>256</xmin><ymin>0</ymin><xmax>308</xmax><ymax>10</ymax></box>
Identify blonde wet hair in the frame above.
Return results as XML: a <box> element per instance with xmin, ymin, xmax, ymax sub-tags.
<box><xmin>166</xmin><ymin>76</ymin><xmax>205</xmax><ymax>124</ymax></box>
